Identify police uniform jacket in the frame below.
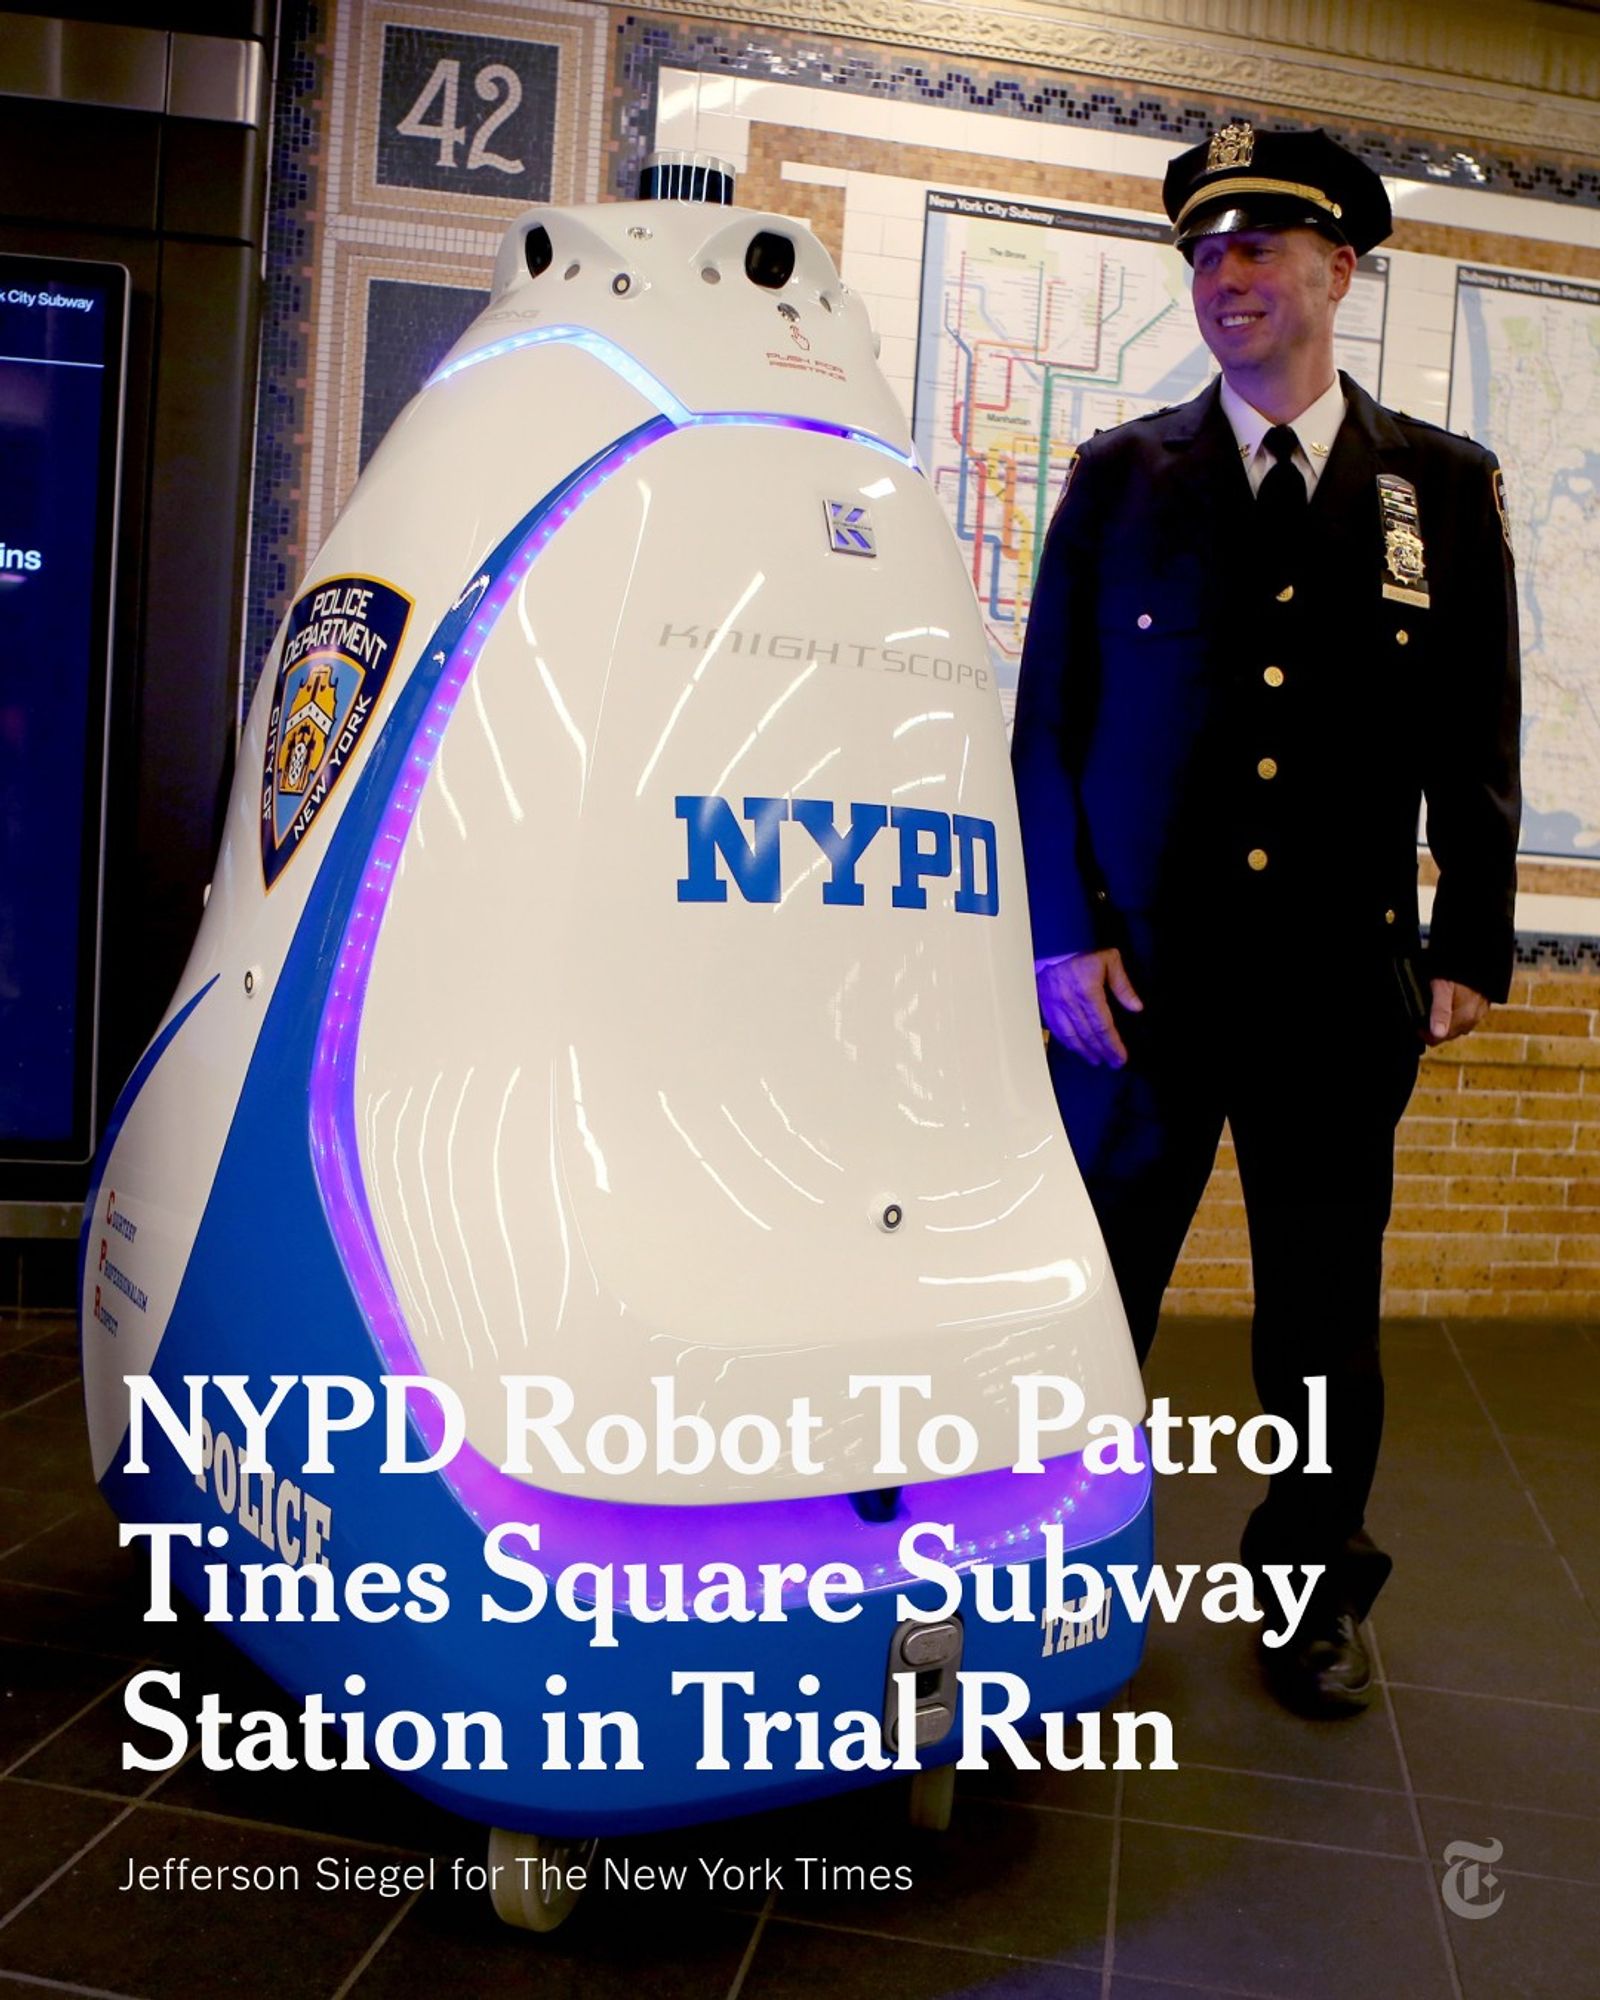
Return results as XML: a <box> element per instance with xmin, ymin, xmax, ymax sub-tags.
<box><xmin>1011</xmin><ymin>374</ymin><xmax>1521</xmax><ymax>1004</ymax></box>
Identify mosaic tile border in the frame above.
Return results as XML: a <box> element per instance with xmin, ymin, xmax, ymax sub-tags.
<box><xmin>1512</xmin><ymin>935</ymin><xmax>1600</xmax><ymax>970</ymax></box>
<box><xmin>625</xmin><ymin>0</ymin><xmax>1600</xmax><ymax>158</ymax></box>
<box><xmin>608</xmin><ymin>14</ymin><xmax>1600</xmax><ymax>210</ymax></box>
<box><xmin>245</xmin><ymin>1</ymin><xmax>329</xmax><ymax>696</ymax></box>
<box><xmin>328</xmin><ymin>241</ymin><xmax>498</xmax><ymax>504</ymax></box>
<box><xmin>1404</xmin><ymin>931</ymin><xmax>1600</xmax><ymax>965</ymax></box>
<box><xmin>348</xmin><ymin>0</ymin><xmax>604</xmax><ymax>225</ymax></box>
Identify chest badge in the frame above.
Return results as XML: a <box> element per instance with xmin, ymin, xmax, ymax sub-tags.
<box><xmin>1377</xmin><ymin>473</ymin><xmax>1430</xmax><ymax>609</ymax></box>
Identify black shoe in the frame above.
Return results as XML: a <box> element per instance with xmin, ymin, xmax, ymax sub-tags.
<box><xmin>1262</xmin><ymin>1611</ymin><xmax>1373</xmax><ymax>1719</ymax></box>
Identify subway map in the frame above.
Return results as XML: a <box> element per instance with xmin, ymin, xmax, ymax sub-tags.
<box><xmin>912</xmin><ymin>191</ymin><xmax>1387</xmax><ymax>712</ymax></box>
<box><xmin>1450</xmin><ymin>267</ymin><xmax>1600</xmax><ymax>859</ymax></box>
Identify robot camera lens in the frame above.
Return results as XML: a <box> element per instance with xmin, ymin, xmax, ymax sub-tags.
<box><xmin>524</xmin><ymin>226</ymin><xmax>553</xmax><ymax>280</ymax></box>
<box><xmin>744</xmin><ymin>232</ymin><xmax>796</xmax><ymax>290</ymax></box>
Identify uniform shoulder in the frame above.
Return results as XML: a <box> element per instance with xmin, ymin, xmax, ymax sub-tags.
<box><xmin>1388</xmin><ymin>405</ymin><xmax>1498</xmax><ymax>466</ymax></box>
<box><xmin>1079</xmin><ymin>398</ymin><xmax>1196</xmax><ymax>458</ymax></box>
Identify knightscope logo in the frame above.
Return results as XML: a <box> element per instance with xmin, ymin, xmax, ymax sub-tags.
<box><xmin>675</xmin><ymin>796</ymin><xmax>998</xmax><ymax>914</ymax></box>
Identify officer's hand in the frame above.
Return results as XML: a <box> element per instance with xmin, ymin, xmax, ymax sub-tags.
<box><xmin>1426</xmin><ymin>978</ymin><xmax>1490</xmax><ymax>1046</ymax></box>
<box><xmin>1037</xmin><ymin>949</ymin><xmax>1144</xmax><ymax>1068</ymax></box>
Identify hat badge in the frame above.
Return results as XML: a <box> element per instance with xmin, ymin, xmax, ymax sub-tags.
<box><xmin>1206</xmin><ymin>122</ymin><xmax>1256</xmax><ymax>172</ymax></box>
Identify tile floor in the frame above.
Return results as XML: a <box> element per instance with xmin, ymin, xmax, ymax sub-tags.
<box><xmin>1</xmin><ymin>1311</ymin><xmax>1596</xmax><ymax>1999</ymax></box>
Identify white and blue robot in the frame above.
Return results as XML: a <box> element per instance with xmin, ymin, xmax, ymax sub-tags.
<box><xmin>81</xmin><ymin>155</ymin><xmax>1151</xmax><ymax>1929</ymax></box>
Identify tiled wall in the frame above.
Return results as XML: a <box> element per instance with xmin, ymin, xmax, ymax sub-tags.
<box><xmin>1171</xmin><ymin>956</ymin><xmax>1600</xmax><ymax>1318</ymax></box>
<box><xmin>248</xmin><ymin>0</ymin><xmax>1600</xmax><ymax>1315</ymax></box>
<box><xmin>246</xmin><ymin>0</ymin><xmax>607</xmax><ymax>678</ymax></box>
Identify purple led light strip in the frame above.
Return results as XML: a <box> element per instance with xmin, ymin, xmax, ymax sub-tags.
<box><xmin>427</xmin><ymin>322</ymin><xmax>918</xmax><ymax>468</ymax></box>
<box><xmin>690</xmin><ymin>411</ymin><xmax>915</xmax><ymax>466</ymax></box>
<box><xmin>307</xmin><ymin>413</ymin><xmax>1143</xmax><ymax>1596</ymax></box>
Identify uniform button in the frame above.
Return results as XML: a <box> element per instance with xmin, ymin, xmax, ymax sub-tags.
<box><xmin>1396</xmin><ymin>629</ymin><xmax>1409</xmax><ymax>646</ymax></box>
<box><xmin>1247</xmin><ymin>848</ymin><xmax>1269</xmax><ymax>872</ymax></box>
<box><xmin>1276</xmin><ymin>585</ymin><xmax>1294</xmax><ymax>603</ymax></box>
<box><xmin>1263</xmin><ymin>665</ymin><xmax>1285</xmax><ymax>688</ymax></box>
<box><xmin>1136</xmin><ymin>613</ymin><xmax>1153</xmax><ymax>630</ymax></box>
<box><xmin>1257</xmin><ymin>756</ymin><xmax>1278</xmax><ymax>780</ymax></box>
<box><xmin>1384</xmin><ymin>908</ymin><xmax>1396</xmax><ymax>924</ymax></box>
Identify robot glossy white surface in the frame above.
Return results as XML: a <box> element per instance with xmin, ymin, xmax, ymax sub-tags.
<box><xmin>86</xmin><ymin>190</ymin><xmax>1142</xmax><ymax>1496</ymax></box>
<box><xmin>79</xmin><ymin>177</ymin><xmax>1151</xmax><ymax>1852</ymax></box>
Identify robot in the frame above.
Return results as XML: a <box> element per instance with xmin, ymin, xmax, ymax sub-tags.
<box><xmin>81</xmin><ymin>154</ymin><xmax>1151</xmax><ymax>1929</ymax></box>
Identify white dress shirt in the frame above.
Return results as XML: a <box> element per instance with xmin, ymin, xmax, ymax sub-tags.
<box><xmin>1219</xmin><ymin>373</ymin><xmax>1348</xmax><ymax>499</ymax></box>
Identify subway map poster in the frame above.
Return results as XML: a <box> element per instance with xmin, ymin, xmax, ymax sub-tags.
<box><xmin>1450</xmin><ymin>266</ymin><xmax>1600</xmax><ymax>860</ymax></box>
<box><xmin>911</xmin><ymin>191</ymin><xmax>1387</xmax><ymax>713</ymax></box>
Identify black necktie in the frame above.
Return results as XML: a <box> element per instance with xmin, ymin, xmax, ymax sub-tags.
<box><xmin>1258</xmin><ymin>424</ymin><xmax>1307</xmax><ymax>573</ymax></box>
<box><xmin>1259</xmin><ymin>425</ymin><xmax>1306</xmax><ymax>513</ymax></box>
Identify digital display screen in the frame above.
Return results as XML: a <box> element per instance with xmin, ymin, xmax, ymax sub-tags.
<box><xmin>0</xmin><ymin>255</ymin><xmax>128</xmax><ymax>1160</ymax></box>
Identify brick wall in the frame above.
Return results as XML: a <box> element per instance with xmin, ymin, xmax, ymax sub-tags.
<box><xmin>1166</xmin><ymin>961</ymin><xmax>1600</xmax><ymax>1317</ymax></box>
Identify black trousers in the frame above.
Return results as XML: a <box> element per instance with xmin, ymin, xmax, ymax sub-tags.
<box><xmin>1048</xmin><ymin>949</ymin><xmax>1420</xmax><ymax>1618</ymax></box>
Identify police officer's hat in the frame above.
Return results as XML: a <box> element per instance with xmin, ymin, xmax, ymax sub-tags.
<box><xmin>1163</xmin><ymin>124</ymin><xmax>1392</xmax><ymax>260</ymax></box>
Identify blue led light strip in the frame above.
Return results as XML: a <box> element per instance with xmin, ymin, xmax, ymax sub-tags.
<box><xmin>428</xmin><ymin>325</ymin><xmax>694</xmax><ymax>423</ymax></box>
<box><xmin>425</xmin><ymin>322</ymin><xmax>918</xmax><ymax>469</ymax></box>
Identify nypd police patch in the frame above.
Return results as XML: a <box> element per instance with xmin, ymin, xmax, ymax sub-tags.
<box><xmin>260</xmin><ymin>574</ymin><xmax>413</xmax><ymax>889</ymax></box>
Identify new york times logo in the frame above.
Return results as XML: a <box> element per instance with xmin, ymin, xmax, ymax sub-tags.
<box><xmin>1441</xmin><ymin>1837</ymin><xmax>1504</xmax><ymax>1920</ymax></box>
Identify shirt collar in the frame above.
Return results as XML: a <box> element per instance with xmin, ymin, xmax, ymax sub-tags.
<box><xmin>1219</xmin><ymin>374</ymin><xmax>1347</xmax><ymax>489</ymax></box>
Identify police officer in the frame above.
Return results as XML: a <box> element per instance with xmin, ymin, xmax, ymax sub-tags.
<box><xmin>1011</xmin><ymin>125</ymin><xmax>1520</xmax><ymax>1715</ymax></box>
